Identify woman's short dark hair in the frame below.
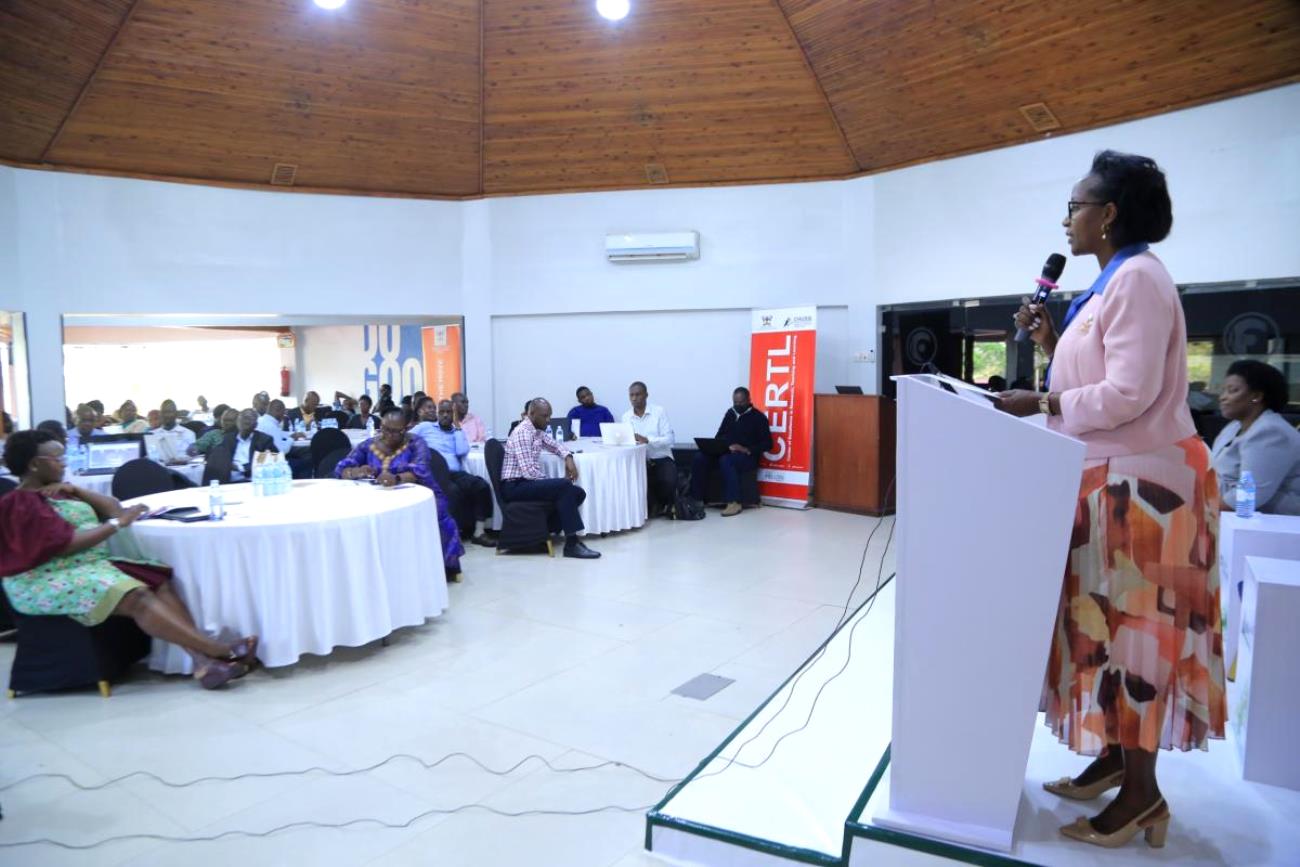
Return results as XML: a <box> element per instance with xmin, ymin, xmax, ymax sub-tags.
<box><xmin>1088</xmin><ymin>150</ymin><xmax>1173</xmax><ymax>247</ymax></box>
<box><xmin>212</xmin><ymin>403</ymin><xmax>230</xmax><ymax>420</ymax></box>
<box><xmin>576</xmin><ymin>386</ymin><xmax>590</xmax><ymax>398</ymax></box>
<box><xmin>1226</xmin><ymin>359</ymin><xmax>1289</xmax><ymax>413</ymax></box>
<box><xmin>36</xmin><ymin>419</ymin><xmax>67</xmax><ymax>444</ymax></box>
<box><xmin>4</xmin><ymin>429</ymin><xmax>55</xmax><ymax>477</ymax></box>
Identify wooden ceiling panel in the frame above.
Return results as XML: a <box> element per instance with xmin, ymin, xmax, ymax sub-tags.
<box><xmin>44</xmin><ymin>0</ymin><xmax>482</xmax><ymax>195</ymax></box>
<box><xmin>780</xmin><ymin>0</ymin><xmax>1300</xmax><ymax>172</ymax></box>
<box><xmin>482</xmin><ymin>0</ymin><xmax>858</xmax><ymax>194</ymax></box>
<box><xmin>3</xmin><ymin>1</ymin><xmax>1299</xmax><ymax>197</ymax></box>
<box><xmin>0</xmin><ymin>0</ymin><xmax>133</xmax><ymax>160</ymax></box>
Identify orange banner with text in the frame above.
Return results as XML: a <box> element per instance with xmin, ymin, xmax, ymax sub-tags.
<box><xmin>749</xmin><ymin>307</ymin><xmax>816</xmax><ymax>508</ymax></box>
<box><xmin>421</xmin><ymin>324</ymin><xmax>463</xmax><ymax>402</ymax></box>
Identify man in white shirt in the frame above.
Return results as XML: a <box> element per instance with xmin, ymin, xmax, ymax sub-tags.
<box><xmin>622</xmin><ymin>381</ymin><xmax>677</xmax><ymax>517</ymax></box>
<box><xmin>257</xmin><ymin>399</ymin><xmax>297</xmax><ymax>461</ymax></box>
<box><xmin>145</xmin><ymin>399</ymin><xmax>196</xmax><ymax>465</ymax></box>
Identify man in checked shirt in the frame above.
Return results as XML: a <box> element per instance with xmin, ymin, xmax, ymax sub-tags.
<box><xmin>500</xmin><ymin>398</ymin><xmax>602</xmax><ymax>559</ymax></box>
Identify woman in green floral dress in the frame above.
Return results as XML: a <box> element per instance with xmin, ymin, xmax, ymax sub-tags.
<box><xmin>1</xmin><ymin>430</ymin><xmax>257</xmax><ymax>689</ymax></box>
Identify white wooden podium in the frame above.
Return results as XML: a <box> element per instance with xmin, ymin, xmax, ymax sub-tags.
<box><xmin>874</xmin><ymin>375</ymin><xmax>1086</xmax><ymax>852</ymax></box>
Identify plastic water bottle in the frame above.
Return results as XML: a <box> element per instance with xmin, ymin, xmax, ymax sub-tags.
<box><xmin>208</xmin><ymin>480</ymin><xmax>225</xmax><ymax>521</ymax></box>
<box><xmin>277</xmin><ymin>455</ymin><xmax>291</xmax><ymax>495</ymax></box>
<box><xmin>365</xmin><ymin>416</ymin><xmax>375</xmax><ymax>437</ymax></box>
<box><xmin>252</xmin><ymin>458</ymin><xmax>265</xmax><ymax>497</ymax></box>
<box><xmin>1237</xmin><ymin>470</ymin><xmax>1256</xmax><ymax>518</ymax></box>
<box><xmin>81</xmin><ymin>444</ymin><xmax>91</xmax><ymax>475</ymax></box>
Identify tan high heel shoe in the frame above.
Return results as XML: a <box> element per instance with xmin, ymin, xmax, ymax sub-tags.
<box><xmin>1059</xmin><ymin>798</ymin><xmax>1170</xmax><ymax>849</ymax></box>
<box><xmin>1043</xmin><ymin>769</ymin><xmax>1124</xmax><ymax>800</ymax></box>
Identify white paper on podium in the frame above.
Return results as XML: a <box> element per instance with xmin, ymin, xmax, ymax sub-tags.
<box><xmin>875</xmin><ymin>375</ymin><xmax>1086</xmax><ymax>852</ymax></box>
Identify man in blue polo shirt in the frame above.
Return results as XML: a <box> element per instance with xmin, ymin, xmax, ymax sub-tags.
<box><xmin>565</xmin><ymin>386</ymin><xmax>615</xmax><ymax>438</ymax></box>
<box><xmin>410</xmin><ymin>397</ymin><xmax>495</xmax><ymax>546</ymax></box>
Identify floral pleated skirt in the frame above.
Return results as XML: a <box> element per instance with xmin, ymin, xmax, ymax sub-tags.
<box><xmin>1043</xmin><ymin>435</ymin><xmax>1226</xmax><ymax>755</ymax></box>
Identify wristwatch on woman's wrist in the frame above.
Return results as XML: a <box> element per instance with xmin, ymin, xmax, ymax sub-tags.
<box><xmin>1038</xmin><ymin>393</ymin><xmax>1054</xmax><ymax>416</ymax></box>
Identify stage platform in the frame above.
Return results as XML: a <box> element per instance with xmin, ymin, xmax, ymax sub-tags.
<box><xmin>646</xmin><ymin>580</ymin><xmax>1300</xmax><ymax>866</ymax></box>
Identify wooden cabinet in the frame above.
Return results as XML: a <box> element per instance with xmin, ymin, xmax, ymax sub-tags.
<box><xmin>813</xmin><ymin>394</ymin><xmax>896</xmax><ymax>515</ymax></box>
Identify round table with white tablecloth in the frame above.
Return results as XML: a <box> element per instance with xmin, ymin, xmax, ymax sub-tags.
<box><xmin>66</xmin><ymin>460</ymin><xmax>207</xmax><ymax>497</ymax></box>
<box><xmin>462</xmin><ymin>438</ymin><xmax>648</xmax><ymax>535</ymax></box>
<box><xmin>112</xmin><ymin>478</ymin><xmax>448</xmax><ymax>674</ymax></box>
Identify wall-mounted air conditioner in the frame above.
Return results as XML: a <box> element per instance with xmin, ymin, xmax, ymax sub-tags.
<box><xmin>605</xmin><ymin>231</ymin><xmax>700</xmax><ymax>263</ymax></box>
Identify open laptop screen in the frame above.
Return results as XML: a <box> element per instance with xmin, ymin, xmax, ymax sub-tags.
<box><xmin>85</xmin><ymin>435</ymin><xmax>145</xmax><ymax>471</ymax></box>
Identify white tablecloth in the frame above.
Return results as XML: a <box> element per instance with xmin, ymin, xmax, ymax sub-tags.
<box><xmin>113</xmin><ymin>478</ymin><xmax>449</xmax><ymax>673</ymax></box>
<box><xmin>463</xmin><ymin>438</ymin><xmax>648</xmax><ymax>535</ymax></box>
<box><xmin>67</xmin><ymin>461</ymin><xmax>207</xmax><ymax>497</ymax></box>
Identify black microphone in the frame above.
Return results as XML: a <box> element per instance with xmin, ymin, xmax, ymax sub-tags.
<box><xmin>1014</xmin><ymin>253</ymin><xmax>1067</xmax><ymax>343</ymax></box>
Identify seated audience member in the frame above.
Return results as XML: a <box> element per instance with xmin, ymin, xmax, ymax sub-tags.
<box><xmin>622</xmin><ymin>381</ymin><xmax>677</xmax><ymax>517</ymax></box>
<box><xmin>332</xmin><ymin>391</ymin><xmax>357</xmax><ymax>415</ymax></box>
<box><xmin>262</xmin><ymin>399</ymin><xmax>312</xmax><ymax>477</ymax></box>
<box><xmin>86</xmin><ymin>400</ymin><xmax>110</xmax><ymax>429</ymax></box>
<box><xmin>410</xmin><ymin>398</ymin><xmax>495</xmax><ymax>546</ymax></box>
<box><xmin>36</xmin><ymin>420</ymin><xmax>68</xmax><ymax>446</ymax></box>
<box><xmin>190</xmin><ymin>408</ymin><xmax>240</xmax><ymax>456</ymax></box>
<box><xmin>987</xmin><ymin>375</ymin><xmax>1007</xmax><ymax>393</ymax></box>
<box><xmin>66</xmin><ymin>404</ymin><xmax>105</xmax><ymax>450</ymax></box>
<box><xmin>114</xmin><ymin>400</ymin><xmax>150</xmax><ymax>434</ymax></box>
<box><xmin>0</xmin><ymin>430</ymin><xmax>258</xmax><ymax>688</ymax></box>
<box><xmin>501</xmin><ymin>398</ymin><xmax>600</xmax><ymax>559</ymax></box>
<box><xmin>377</xmin><ymin>383</ymin><xmax>397</xmax><ymax>415</ymax></box>
<box><xmin>285</xmin><ymin>391</ymin><xmax>323</xmax><ymax>432</ymax></box>
<box><xmin>252</xmin><ymin>391</ymin><xmax>271</xmax><ymax>417</ymax></box>
<box><xmin>566</xmin><ymin>386</ymin><xmax>615</xmax><ymax>438</ymax></box>
<box><xmin>214</xmin><ymin>409</ymin><xmax>279</xmax><ymax>482</ymax></box>
<box><xmin>346</xmin><ymin>394</ymin><xmax>379</xmax><ymax>430</ymax></box>
<box><xmin>146</xmin><ymin>409</ymin><xmax>162</xmax><ymax>430</ymax></box>
<box><xmin>335</xmin><ymin>409</ymin><xmax>464</xmax><ymax>576</ymax></box>
<box><xmin>190</xmin><ymin>395</ymin><xmax>213</xmax><ymax>425</ymax></box>
<box><xmin>207</xmin><ymin>404</ymin><xmax>231</xmax><ymax>429</ymax></box>
<box><xmin>1211</xmin><ymin>359</ymin><xmax>1300</xmax><ymax>515</ymax></box>
<box><xmin>145</xmin><ymin>400</ymin><xmax>196</xmax><ymax>465</ymax></box>
<box><xmin>690</xmin><ymin>387</ymin><xmax>773</xmax><ymax>517</ymax></box>
<box><xmin>451</xmin><ymin>392</ymin><xmax>487</xmax><ymax>443</ymax></box>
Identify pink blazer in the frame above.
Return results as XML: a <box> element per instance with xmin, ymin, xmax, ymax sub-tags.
<box><xmin>1048</xmin><ymin>251</ymin><xmax>1196</xmax><ymax>459</ymax></box>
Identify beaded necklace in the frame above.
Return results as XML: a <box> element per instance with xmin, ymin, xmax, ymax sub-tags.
<box><xmin>368</xmin><ymin>436</ymin><xmax>407</xmax><ymax>475</ymax></box>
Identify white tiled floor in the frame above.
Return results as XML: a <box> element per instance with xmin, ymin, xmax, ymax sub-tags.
<box><xmin>0</xmin><ymin>507</ymin><xmax>891</xmax><ymax>866</ymax></box>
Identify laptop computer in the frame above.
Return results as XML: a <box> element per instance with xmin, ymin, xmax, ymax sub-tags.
<box><xmin>81</xmin><ymin>434</ymin><xmax>146</xmax><ymax>475</ymax></box>
<box><xmin>599</xmin><ymin>422</ymin><xmax>635</xmax><ymax>446</ymax></box>
<box><xmin>834</xmin><ymin>385</ymin><xmax>864</xmax><ymax>394</ymax></box>
<box><xmin>693</xmin><ymin>437</ymin><xmax>729</xmax><ymax>456</ymax></box>
<box><xmin>546</xmin><ymin>417</ymin><xmax>574</xmax><ymax>442</ymax></box>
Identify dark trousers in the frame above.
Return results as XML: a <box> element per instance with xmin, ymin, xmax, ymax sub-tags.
<box><xmin>446</xmin><ymin>470</ymin><xmax>494</xmax><ymax>538</ymax></box>
<box><xmin>647</xmin><ymin>458</ymin><xmax>678</xmax><ymax>512</ymax></box>
<box><xmin>690</xmin><ymin>451</ymin><xmax>757</xmax><ymax>504</ymax></box>
<box><xmin>289</xmin><ymin>452</ymin><xmax>314</xmax><ymax>479</ymax></box>
<box><xmin>501</xmin><ymin>478</ymin><xmax>587</xmax><ymax>536</ymax></box>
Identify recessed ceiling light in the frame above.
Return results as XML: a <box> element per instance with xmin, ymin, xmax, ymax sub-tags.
<box><xmin>596</xmin><ymin>0</ymin><xmax>630</xmax><ymax>22</ymax></box>
<box><xmin>314</xmin><ymin>0</ymin><xmax>346</xmax><ymax>10</ymax></box>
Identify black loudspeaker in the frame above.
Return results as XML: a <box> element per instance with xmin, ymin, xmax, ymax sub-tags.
<box><xmin>897</xmin><ymin>310</ymin><xmax>960</xmax><ymax>376</ymax></box>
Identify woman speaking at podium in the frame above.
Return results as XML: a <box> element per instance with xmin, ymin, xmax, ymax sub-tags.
<box><xmin>998</xmin><ymin>151</ymin><xmax>1224</xmax><ymax>850</ymax></box>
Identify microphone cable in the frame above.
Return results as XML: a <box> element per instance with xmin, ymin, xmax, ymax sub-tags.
<box><xmin>691</xmin><ymin>479</ymin><xmax>897</xmax><ymax>783</ymax></box>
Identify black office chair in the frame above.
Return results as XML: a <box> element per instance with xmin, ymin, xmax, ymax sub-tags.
<box><xmin>111</xmin><ymin>459</ymin><xmax>178</xmax><ymax>501</ymax></box>
<box><xmin>203</xmin><ymin>444</ymin><xmax>235</xmax><ymax>485</ymax></box>
<box><xmin>2</xmin><ymin>593</ymin><xmax>150</xmax><ymax>698</ymax></box>
<box><xmin>318</xmin><ymin>447</ymin><xmax>350</xmax><ymax>479</ymax></box>
<box><xmin>484</xmin><ymin>439</ymin><xmax>556</xmax><ymax>556</ymax></box>
<box><xmin>310</xmin><ymin>428</ymin><xmax>351</xmax><ymax>477</ymax></box>
<box><xmin>181</xmin><ymin>421</ymin><xmax>207</xmax><ymax>438</ymax></box>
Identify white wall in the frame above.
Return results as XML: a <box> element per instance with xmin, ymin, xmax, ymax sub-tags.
<box><xmin>491</xmin><ymin>306</ymin><xmax>849</xmax><ymax>439</ymax></box>
<box><xmin>3</xmin><ymin>83</ymin><xmax>1297</xmax><ymax>429</ymax></box>
<box><xmin>3</xmin><ymin>170</ymin><xmax>463</xmax><ymax>421</ymax></box>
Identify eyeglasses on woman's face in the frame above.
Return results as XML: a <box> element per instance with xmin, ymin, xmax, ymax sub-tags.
<box><xmin>1066</xmin><ymin>200</ymin><xmax>1105</xmax><ymax>220</ymax></box>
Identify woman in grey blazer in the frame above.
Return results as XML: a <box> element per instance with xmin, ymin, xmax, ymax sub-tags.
<box><xmin>1211</xmin><ymin>360</ymin><xmax>1300</xmax><ymax>515</ymax></box>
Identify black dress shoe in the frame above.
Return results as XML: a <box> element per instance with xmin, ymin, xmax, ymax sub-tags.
<box><xmin>563</xmin><ymin>539</ymin><xmax>601</xmax><ymax>559</ymax></box>
<box><xmin>472</xmin><ymin>534</ymin><xmax>497</xmax><ymax>548</ymax></box>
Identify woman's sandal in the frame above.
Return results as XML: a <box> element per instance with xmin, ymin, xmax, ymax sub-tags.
<box><xmin>228</xmin><ymin>636</ymin><xmax>260</xmax><ymax>673</ymax></box>
<box><xmin>195</xmin><ymin>658</ymin><xmax>250</xmax><ymax>690</ymax></box>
